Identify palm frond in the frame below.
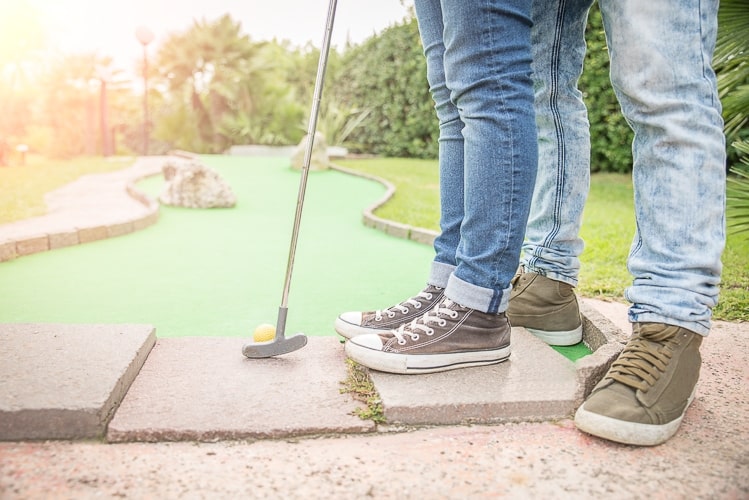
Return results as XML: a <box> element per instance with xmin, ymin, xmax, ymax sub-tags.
<box><xmin>727</xmin><ymin>140</ymin><xmax>749</xmax><ymax>238</ymax></box>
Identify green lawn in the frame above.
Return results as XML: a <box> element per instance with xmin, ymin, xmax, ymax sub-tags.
<box><xmin>336</xmin><ymin>158</ymin><xmax>749</xmax><ymax>322</ymax></box>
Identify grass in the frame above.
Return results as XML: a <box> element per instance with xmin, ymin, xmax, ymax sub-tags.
<box><xmin>0</xmin><ymin>155</ymin><xmax>134</xmax><ymax>224</ymax></box>
<box><xmin>336</xmin><ymin>157</ymin><xmax>441</xmax><ymax>231</ymax></box>
<box><xmin>336</xmin><ymin>158</ymin><xmax>749</xmax><ymax>322</ymax></box>
<box><xmin>340</xmin><ymin>359</ymin><xmax>385</xmax><ymax>423</ymax></box>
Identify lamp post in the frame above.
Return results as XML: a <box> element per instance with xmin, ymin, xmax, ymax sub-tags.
<box><xmin>97</xmin><ymin>67</ymin><xmax>112</xmax><ymax>157</ymax></box>
<box><xmin>135</xmin><ymin>26</ymin><xmax>154</xmax><ymax>156</ymax></box>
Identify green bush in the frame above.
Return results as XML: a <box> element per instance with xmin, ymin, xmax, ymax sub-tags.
<box><xmin>335</xmin><ymin>8</ymin><xmax>634</xmax><ymax>171</ymax></box>
<box><xmin>333</xmin><ymin>18</ymin><xmax>438</xmax><ymax>158</ymax></box>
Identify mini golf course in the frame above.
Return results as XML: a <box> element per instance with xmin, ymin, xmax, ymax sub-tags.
<box><xmin>0</xmin><ymin>154</ymin><xmax>590</xmax><ymax>359</ymax></box>
<box><xmin>0</xmin><ymin>155</ymin><xmax>434</xmax><ymax>339</ymax></box>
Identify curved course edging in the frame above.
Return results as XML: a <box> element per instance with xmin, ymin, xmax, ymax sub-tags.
<box><xmin>329</xmin><ymin>163</ymin><xmax>439</xmax><ymax>246</ymax></box>
<box><xmin>0</xmin><ymin>157</ymin><xmax>166</xmax><ymax>263</ymax></box>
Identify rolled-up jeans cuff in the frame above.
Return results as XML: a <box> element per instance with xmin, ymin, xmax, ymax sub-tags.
<box><xmin>429</xmin><ymin>261</ymin><xmax>455</xmax><ymax>288</ymax></box>
<box><xmin>445</xmin><ymin>273</ymin><xmax>510</xmax><ymax>314</ymax></box>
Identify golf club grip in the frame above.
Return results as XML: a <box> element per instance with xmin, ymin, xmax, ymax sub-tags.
<box><xmin>279</xmin><ymin>0</ymin><xmax>338</xmax><ymax>309</ymax></box>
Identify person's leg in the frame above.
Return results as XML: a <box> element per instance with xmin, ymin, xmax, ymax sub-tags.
<box><xmin>609</xmin><ymin>5</ymin><xmax>726</xmax><ymax>335</ymax></box>
<box><xmin>441</xmin><ymin>0</ymin><xmax>537</xmax><ymax>314</ymax></box>
<box><xmin>345</xmin><ymin>0</ymin><xmax>537</xmax><ymax>374</ymax></box>
<box><xmin>575</xmin><ymin>0</ymin><xmax>725</xmax><ymax>446</ymax></box>
<box><xmin>422</xmin><ymin>0</ymin><xmax>466</xmax><ymax>291</ymax></box>
<box><xmin>333</xmin><ymin>0</ymin><xmax>460</xmax><ymax>340</ymax></box>
<box><xmin>523</xmin><ymin>0</ymin><xmax>593</xmax><ymax>286</ymax></box>
<box><xmin>506</xmin><ymin>0</ymin><xmax>594</xmax><ymax>345</ymax></box>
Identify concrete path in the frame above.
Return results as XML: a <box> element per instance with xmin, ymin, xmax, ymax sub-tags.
<box><xmin>1</xmin><ymin>301</ymin><xmax>747</xmax><ymax>499</ymax></box>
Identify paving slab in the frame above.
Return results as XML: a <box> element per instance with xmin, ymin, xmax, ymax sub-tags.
<box><xmin>107</xmin><ymin>336</ymin><xmax>375</xmax><ymax>442</ymax></box>
<box><xmin>0</xmin><ymin>323</ymin><xmax>156</xmax><ymax>440</ymax></box>
<box><xmin>108</xmin><ymin>301</ymin><xmax>630</xmax><ymax>441</ymax></box>
<box><xmin>1</xmin><ymin>316</ymin><xmax>746</xmax><ymax>498</ymax></box>
<box><xmin>368</xmin><ymin>300</ymin><xmax>630</xmax><ymax>426</ymax></box>
<box><xmin>370</xmin><ymin>327</ymin><xmax>579</xmax><ymax>425</ymax></box>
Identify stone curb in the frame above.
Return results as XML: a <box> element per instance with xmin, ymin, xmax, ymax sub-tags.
<box><xmin>329</xmin><ymin>163</ymin><xmax>440</xmax><ymax>245</ymax></box>
<box><xmin>0</xmin><ymin>157</ymin><xmax>167</xmax><ymax>263</ymax></box>
<box><xmin>0</xmin><ymin>324</ymin><xmax>156</xmax><ymax>441</ymax></box>
<box><xmin>0</xmin><ymin>153</ymin><xmax>627</xmax><ymax>439</ymax></box>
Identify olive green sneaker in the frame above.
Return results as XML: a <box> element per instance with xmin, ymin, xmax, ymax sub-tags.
<box><xmin>506</xmin><ymin>269</ymin><xmax>583</xmax><ymax>346</ymax></box>
<box><xmin>334</xmin><ymin>285</ymin><xmax>444</xmax><ymax>339</ymax></box>
<box><xmin>574</xmin><ymin>323</ymin><xmax>702</xmax><ymax>446</ymax></box>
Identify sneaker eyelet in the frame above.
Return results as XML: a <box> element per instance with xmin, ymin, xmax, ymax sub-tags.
<box><xmin>403</xmin><ymin>308</ymin><xmax>409</xmax><ymax>314</ymax></box>
<box><xmin>398</xmin><ymin>339</ymin><xmax>407</xmax><ymax>345</ymax></box>
<box><xmin>427</xmin><ymin>329</ymin><xmax>434</xmax><ymax>335</ymax></box>
<box><xmin>450</xmin><ymin>312</ymin><xmax>458</xmax><ymax>319</ymax></box>
<box><xmin>375</xmin><ymin>317</ymin><xmax>381</xmax><ymax>322</ymax></box>
<box><xmin>410</xmin><ymin>335</ymin><xmax>419</xmax><ymax>341</ymax></box>
<box><xmin>415</xmin><ymin>303</ymin><xmax>421</xmax><ymax>309</ymax></box>
<box><xmin>438</xmin><ymin>320</ymin><xmax>447</xmax><ymax>327</ymax></box>
<box><xmin>388</xmin><ymin>312</ymin><xmax>395</xmax><ymax>318</ymax></box>
<box><xmin>426</xmin><ymin>294</ymin><xmax>433</xmax><ymax>299</ymax></box>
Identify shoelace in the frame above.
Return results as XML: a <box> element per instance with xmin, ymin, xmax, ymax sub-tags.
<box><xmin>606</xmin><ymin>328</ymin><xmax>680</xmax><ymax>392</ymax></box>
<box><xmin>374</xmin><ymin>287</ymin><xmax>442</xmax><ymax>321</ymax></box>
<box><xmin>391</xmin><ymin>298</ymin><xmax>459</xmax><ymax>345</ymax></box>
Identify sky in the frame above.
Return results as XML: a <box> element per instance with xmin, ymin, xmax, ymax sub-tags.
<box><xmin>15</xmin><ymin>0</ymin><xmax>414</xmax><ymax>75</ymax></box>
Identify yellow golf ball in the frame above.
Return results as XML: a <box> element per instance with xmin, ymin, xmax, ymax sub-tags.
<box><xmin>253</xmin><ymin>323</ymin><xmax>276</xmax><ymax>343</ymax></box>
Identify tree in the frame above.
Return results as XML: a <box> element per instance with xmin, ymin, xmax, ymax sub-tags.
<box><xmin>29</xmin><ymin>54</ymin><xmax>120</xmax><ymax>158</ymax></box>
<box><xmin>716</xmin><ymin>0</ymin><xmax>749</xmax><ymax>237</ymax></box>
<box><xmin>334</xmin><ymin>18</ymin><xmax>437</xmax><ymax>158</ymax></box>
<box><xmin>0</xmin><ymin>0</ymin><xmax>46</xmax><ymax>146</ymax></box>
<box><xmin>156</xmin><ymin>15</ymin><xmax>258</xmax><ymax>152</ymax></box>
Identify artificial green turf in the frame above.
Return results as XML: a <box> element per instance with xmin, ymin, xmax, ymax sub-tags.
<box><xmin>0</xmin><ymin>154</ymin><xmax>591</xmax><ymax>361</ymax></box>
<box><xmin>0</xmin><ymin>155</ymin><xmax>434</xmax><ymax>338</ymax></box>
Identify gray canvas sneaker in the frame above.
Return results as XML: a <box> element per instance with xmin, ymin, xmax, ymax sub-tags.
<box><xmin>344</xmin><ymin>297</ymin><xmax>511</xmax><ymax>374</ymax></box>
<box><xmin>574</xmin><ymin>322</ymin><xmax>703</xmax><ymax>446</ymax></box>
<box><xmin>506</xmin><ymin>268</ymin><xmax>583</xmax><ymax>345</ymax></box>
<box><xmin>335</xmin><ymin>285</ymin><xmax>444</xmax><ymax>339</ymax></box>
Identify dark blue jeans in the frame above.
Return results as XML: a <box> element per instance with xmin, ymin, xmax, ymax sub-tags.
<box><xmin>417</xmin><ymin>0</ymin><xmax>538</xmax><ymax>314</ymax></box>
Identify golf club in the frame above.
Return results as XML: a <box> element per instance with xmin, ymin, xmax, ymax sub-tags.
<box><xmin>243</xmin><ymin>0</ymin><xmax>338</xmax><ymax>358</ymax></box>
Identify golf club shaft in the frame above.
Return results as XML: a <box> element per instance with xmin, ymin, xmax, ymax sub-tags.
<box><xmin>279</xmin><ymin>0</ymin><xmax>338</xmax><ymax>314</ymax></box>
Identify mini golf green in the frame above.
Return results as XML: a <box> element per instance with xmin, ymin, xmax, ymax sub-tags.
<box><xmin>0</xmin><ymin>155</ymin><xmax>590</xmax><ymax>361</ymax></box>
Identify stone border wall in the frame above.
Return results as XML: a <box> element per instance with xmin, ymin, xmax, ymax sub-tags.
<box><xmin>0</xmin><ymin>157</ymin><xmax>165</xmax><ymax>263</ymax></box>
<box><xmin>329</xmin><ymin>163</ymin><xmax>439</xmax><ymax>246</ymax></box>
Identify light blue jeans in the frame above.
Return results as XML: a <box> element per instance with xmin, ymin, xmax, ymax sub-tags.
<box><xmin>415</xmin><ymin>0</ymin><xmax>538</xmax><ymax>314</ymax></box>
<box><xmin>522</xmin><ymin>0</ymin><xmax>726</xmax><ymax>335</ymax></box>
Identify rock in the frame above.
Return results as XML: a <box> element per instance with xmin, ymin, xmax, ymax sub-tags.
<box><xmin>159</xmin><ymin>159</ymin><xmax>237</xmax><ymax>208</ymax></box>
<box><xmin>290</xmin><ymin>132</ymin><xmax>330</xmax><ymax>171</ymax></box>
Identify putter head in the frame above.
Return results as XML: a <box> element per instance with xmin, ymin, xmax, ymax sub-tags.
<box><xmin>242</xmin><ymin>333</ymin><xmax>308</xmax><ymax>359</ymax></box>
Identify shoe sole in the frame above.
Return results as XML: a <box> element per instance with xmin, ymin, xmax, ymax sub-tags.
<box><xmin>525</xmin><ymin>325</ymin><xmax>583</xmax><ymax>346</ymax></box>
<box><xmin>334</xmin><ymin>318</ymin><xmax>391</xmax><ymax>339</ymax></box>
<box><xmin>573</xmin><ymin>387</ymin><xmax>697</xmax><ymax>446</ymax></box>
<box><xmin>344</xmin><ymin>341</ymin><xmax>511</xmax><ymax>374</ymax></box>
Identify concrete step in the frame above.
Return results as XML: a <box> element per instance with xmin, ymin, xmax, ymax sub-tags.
<box><xmin>2</xmin><ymin>299</ymin><xmax>630</xmax><ymax>442</ymax></box>
<box><xmin>107</xmin><ymin>337</ymin><xmax>375</xmax><ymax>442</ymax></box>
<box><xmin>371</xmin><ymin>327</ymin><xmax>578</xmax><ymax>425</ymax></box>
<box><xmin>0</xmin><ymin>323</ymin><xmax>155</xmax><ymax>440</ymax></box>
